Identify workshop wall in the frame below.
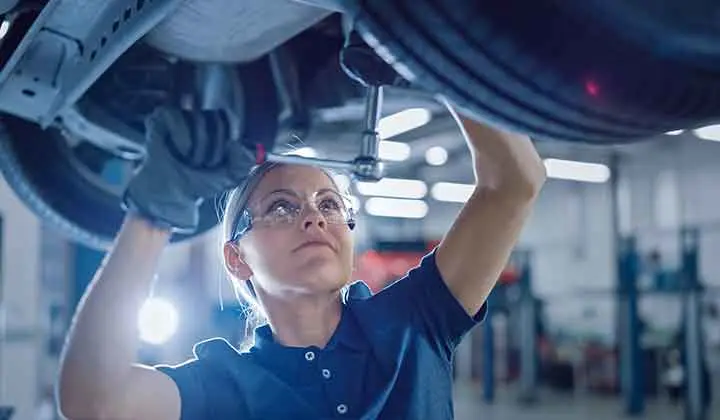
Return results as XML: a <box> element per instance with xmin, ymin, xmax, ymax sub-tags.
<box><xmin>417</xmin><ymin>134</ymin><xmax>720</xmax><ymax>344</ymax></box>
<box><xmin>0</xmin><ymin>176</ymin><xmax>43</xmax><ymax>420</ymax></box>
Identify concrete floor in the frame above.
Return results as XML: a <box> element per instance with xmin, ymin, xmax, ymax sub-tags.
<box><xmin>453</xmin><ymin>382</ymin><xmax>717</xmax><ymax>420</ymax></box>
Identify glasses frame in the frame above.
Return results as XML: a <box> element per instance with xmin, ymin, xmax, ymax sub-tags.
<box><xmin>230</xmin><ymin>189</ymin><xmax>357</xmax><ymax>242</ymax></box>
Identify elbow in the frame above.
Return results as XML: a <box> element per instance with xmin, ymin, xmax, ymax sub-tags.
<box><xmin>522</xmin><ymin>162</ymin><xmax>547</xmax><ymax>198</ymax></box>
<box><xmin>495</xmin><ymin>164</ymin><xmax>546</xmax><ymax>201</ymax></box>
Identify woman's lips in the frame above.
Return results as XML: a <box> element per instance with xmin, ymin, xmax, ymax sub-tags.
<box><xmin>294</xmin><ymin>240</ymin><xmax>335</xmax><ymax>252</ymax></box>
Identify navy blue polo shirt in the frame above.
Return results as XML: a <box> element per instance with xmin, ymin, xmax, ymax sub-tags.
<box><xmin>156</xmin><ymin>250</ymin><xmax>486</xmax><ymax>419</ymax></box>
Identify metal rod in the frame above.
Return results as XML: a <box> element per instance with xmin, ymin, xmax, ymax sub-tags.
<box><xmin>361</xmin><ymin>85</ymin><xmax>383</xmax><ymax>158</ymax></box>
<box><xmin>196</xmin><ymin>63</ymin><xmax>230</xmax><ymax>110</ymax></box>
<box><xmin>266</xmin><ymin>152</ymin><xmax>355</xmax><ymax>172</ymax></box>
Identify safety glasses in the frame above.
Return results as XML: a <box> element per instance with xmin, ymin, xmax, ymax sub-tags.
<box><xmin>231</xmin><ymin>189</ymin><xmax>356</xmax><ymax>241</ymax></box>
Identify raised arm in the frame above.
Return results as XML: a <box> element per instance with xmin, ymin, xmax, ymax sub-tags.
<box><xmin>435</xmin><ymin>105</ymin><xmax>546</xmax><ymax>316</ymax></box>
<box><xmin>58</xmin><ymin>217</ymin><xmax>181</xmax><ymax>420</ymax></box>
<box><xmin>58</xmin><ymin>107</ymin><xmax>256</xmax><ymax>419</ymax></box>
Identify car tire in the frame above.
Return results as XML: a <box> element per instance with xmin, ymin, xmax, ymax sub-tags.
<box><xmin>354</xmin><ymin>0</ymin><xmax>720</xmax><ymax>143</ymax></box>
<box><xmin>0</xmin><ymin>56</ymin><xmax>279</xmax><ymax>249</ymax></box>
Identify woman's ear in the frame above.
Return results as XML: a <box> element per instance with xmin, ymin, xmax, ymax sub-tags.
<box><xmin>223</xmin><ymin>241</ymin><xmax>253</xmax><ymax>280</ymax></box>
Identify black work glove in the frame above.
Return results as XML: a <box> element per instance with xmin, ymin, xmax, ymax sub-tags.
<box><xmin>123</xmin><ymin>106</ymin><xmax>257</xmax><ymax>233</ymax></box>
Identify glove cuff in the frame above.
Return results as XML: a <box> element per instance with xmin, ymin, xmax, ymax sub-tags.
<box><xmin>122</xmin><ymin>186</ymin><xmax>199</xmax><ymax>234</ymax></box>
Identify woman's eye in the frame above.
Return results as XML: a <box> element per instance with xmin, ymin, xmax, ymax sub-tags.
<box><xmin>319</xmin><ymin>198</ymin><xmax>342</xmax><ymax>212</ymax></box>
<box><xmin>267</xmin><ymin>200</ymin><xmax>296</xmax><ymax>215</ymax></box>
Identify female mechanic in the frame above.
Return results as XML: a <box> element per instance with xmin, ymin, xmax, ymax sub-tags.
<box><xmin>57</xmin><ymin>101</ymin><xmax>546</xmax><ymax>419</ymax></box>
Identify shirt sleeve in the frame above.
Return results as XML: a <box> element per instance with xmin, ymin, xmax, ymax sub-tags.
<box><xmin>155</xmin><ymin>359</ymin><xmax>211</xmax><ymax>420</ymax></box>
<box><xmin>373</xmin><ymin>248</ymin><xmax>487</xmax><ymax>361</ymax></box>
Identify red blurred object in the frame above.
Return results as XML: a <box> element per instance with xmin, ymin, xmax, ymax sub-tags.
<box><xmin>499</xmin><ymin>265</ymin><xmax>520</xmax><ymax>284</ymax></box>
<box><xmin>353</xmin><ymin>241</ymin><xmax>520</xmax><ymax>292</ymax></box>
<box><xmin>353</xmin><ymin>250</ymin><xmax>426</xmax><ymax>292</ymax></box>
<box><xmin>585</xmin><ymin>79</ymin><xmax>600</xmax><ymax>97</ymax></box>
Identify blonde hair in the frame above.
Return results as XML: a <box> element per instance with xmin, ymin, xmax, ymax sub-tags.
<box><xmin>220</xmin><ymin>161</ymin><xmax>352</xmax><ymax>350</ymax></box>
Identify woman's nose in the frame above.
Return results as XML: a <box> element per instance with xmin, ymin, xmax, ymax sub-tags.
<box><xmin>301</xmin><ymin>207</ymin><xmax>327</xmax><ymax>230</ymax></box>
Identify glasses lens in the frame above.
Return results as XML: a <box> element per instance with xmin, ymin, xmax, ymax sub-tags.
<box><xmin>320</xmin><ymin>191</ymin><xmax>355</xmax><ymax>224</ymax></box>
<box><xmin>261</xmin><ymin>197</ymin><xmax>301</xmax><ymax>226</ymax></box>
<box><xmin>250</xmin><ymin>191</ymin><xmax>354</xmax><ymax>228</ymax></box>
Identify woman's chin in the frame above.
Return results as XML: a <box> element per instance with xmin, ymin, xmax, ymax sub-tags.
<box><xmin>291</xmin><ymin>262</ymin><xmax>347</xmax><ymax>292</ymax></box>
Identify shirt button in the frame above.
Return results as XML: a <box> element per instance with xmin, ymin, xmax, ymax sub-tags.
<box><xmin>322</xmin><ymin>368</ymin><xmax>331</xmax><ymax>379</ymax></box>
<box><xmin>304</xmin><ymin>351</ymin><xmax>315</xmax><ymax>361</ymax></box>
<box><xmin>336</xmin><ymin>404</ymin><xmax>348</xmax><ymax>414</ymax></box>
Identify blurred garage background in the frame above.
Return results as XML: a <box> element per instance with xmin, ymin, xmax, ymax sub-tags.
<box><xmin>1</xmin><ymin>101</ymin><xmax>720</xmax><ymax>419</ymax></box>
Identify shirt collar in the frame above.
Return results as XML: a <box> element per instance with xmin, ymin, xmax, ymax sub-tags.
<box><xmin>251</xmin><ymin>303</ymin><xmax>366</xmax><ymax>356</ymax></box>
<box><xmin>251</xmin><ymin>281</ymin><xmax>372</xmax><ymax>357</ymax></box>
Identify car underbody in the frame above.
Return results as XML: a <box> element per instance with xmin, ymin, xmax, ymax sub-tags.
<box><xmin>0</xmin><ymin>0</ymin><xmax>719</xmax><ymax>248</ymax></box>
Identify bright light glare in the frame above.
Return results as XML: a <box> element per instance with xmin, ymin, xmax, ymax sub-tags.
<box><xmin>544</xmin><ymin>158</ymin><xmax>610</xmax><ymax>183</ymax></box>
<box><xmin>665</xmin><ymin>130</ymin><xmax>684</xmax><ymax>136</ymax></box>
<box><xmin>356</xmin><ymin>178</ymin><xmax>427</xmax><ymax>199</ymax></box>
<box><xmin>365</xmin><ymin>197</ymin><xmax>428</xmax><ymax>219</ymax></box>
<box><xmin>431</xmin><ymin>182</ymin><xmax>475</xmax><ymax>203</ymax></box>
<box><xmin>425</xmin><ymin>146</ymin><xmax>448</xmax><ymax>166</ymax></box>
<box><xmin>285</xmin><ymin>147</ymin><xmax>317</xmax><ymax>158</ymax></box>
<box><xmin>138</xmin><ymin>298</ymin><xmax>179</xmax><ymax>345</ymax></box>
<box><xmin>693</xmin><ymin>125</ymin><xmax>720</xmax><ymax>142</ymax></box>
<box><xmin>379</xmin><ymin>140</ymin><xmax>411</xmax><ymax>161</ymax></box>
<box><xmin>0</xmin><ymin>21</ymin><xmax>10</xmax><ymax>41</ymax></box>
<box><xmin>378</xmin><ymin>108</ymin><xmax>432</xmax><ymax>140</ymax></box>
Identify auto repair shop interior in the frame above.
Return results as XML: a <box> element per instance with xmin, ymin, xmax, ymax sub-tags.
<box><xmin>0</xmin><ymin>1</ymin><xmax>720</xmax><ymax>419</ymax></box>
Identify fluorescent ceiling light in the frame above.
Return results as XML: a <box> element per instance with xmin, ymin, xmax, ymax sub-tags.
<box><xmin>379</xmin><ymin>140</ymin><xmax>411</xmax><ymax>161</ymax></box>
<box><xmin>543</xmin><ymin>158</ymin><xmax>611</xmax><ymax>183</ymax></box>
<box><xmin>285</xmin><ymin>146</ymin><xmax>317</xmax><ymax>158</ymax></box>
<box><xmin>425</xmin><ymin>146</ymin><xmax>448</xmax><ymax>166</ymax></box>
<box><xmin>378</xmin><ymin>108</ymin><xmax>432</xmax><ymax>140</ymax></box>
<box><xmin>365</xmin><ymin>197</ymin><xmax>428</xmax><ymax>219</ymax></box>
<box><xmin>665</xmin><ymin>130</ymin><xmax>684</xmax><ymax>135</ymax></box>
<box><xmin>693</xmin><ymin>125</ymin><xmax>720</xmax><ymax>142</ymax></box>
<box><xmin>356</xmin><ymin>178</ymin><xmax>427</xmax><ymax>199</ymax></box>
<box><xmin>431</xmin><ymin>182</ymin><xmax>475</xmax><ymax>203</ymax></box>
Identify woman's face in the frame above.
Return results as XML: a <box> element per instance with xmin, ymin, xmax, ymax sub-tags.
<box><xmin>232</xmin><ymin>164</ymin><xmax>355</xmax><ymax>296</ymax></box>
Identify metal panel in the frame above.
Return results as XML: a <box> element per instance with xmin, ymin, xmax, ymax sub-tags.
<box><xmin>0</xmin><ymin>0</ymin><xmax>183</xmax><ymax>125</ymax></box>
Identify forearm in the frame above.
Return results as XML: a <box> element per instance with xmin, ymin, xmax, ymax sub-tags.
<box><xmin>449</xmin><ymin>107</ymin><xmax>546</xmax><ymax>196</ymax></box>
<box><xmin>434</xmin><ymin>104</ymin><xmax>546</xmax><ymax>315</ymax></box>
<box><xmin>58</xmin><ymin>215</ymin><xmax>171</xmax><ymax>414</ymax></box>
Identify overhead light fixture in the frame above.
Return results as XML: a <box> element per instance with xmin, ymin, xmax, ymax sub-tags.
<box><xmin>356</xmin><ymin>178</ymin><xmax>427</xmax><ymax>199</ymax></box>
<box><xmin>543</xmin><ymin>158</ymin><xmax>611</xmax><ymax>183</ymax></box>
<box><xmin>693</xmin><ymin>125</ymin><xmax>720</xmax><ymax>142</ymax></box>
<box><xmin>665</xmin><ymin>130</ymin><xmax>684</xmax><ymax>136</ymax></box>
<box><xmin>378</xmin><ymin>108</ymin><xmax>432</xmax><ymax>140</ymax></box>
<box><xmin>431</xmin><ymin>182</ymin><xmax>475</xmax><ymax>203</ymax></box>
<box><xmin>285</xmin><ymin>146</ymin><xmax>317</xmax><ymax>158</ymax></box>
<box><xmin>365</xmin><ymin>197</ymin><xmax>428</xmax><ymax>219</ymax></box>
<box><xmin>379</xmin><ymin>140</ymin><xmax>411</xmax><ymax>161</ymax></box>
<box><xmin>425</xmin><ymin>146</ymin><xmax>448</xmax><ymax>166</ymax></box>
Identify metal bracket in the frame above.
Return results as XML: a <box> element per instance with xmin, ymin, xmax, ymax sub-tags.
<box><xmin>0</xmin><ymin>0</ymin><xmax>184</xmax><ymax>126</ymax></box>
<box><xmin>267</xmin><ymin>85</ymin><xmax>385</xmax><ymax>181</ymax></box>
